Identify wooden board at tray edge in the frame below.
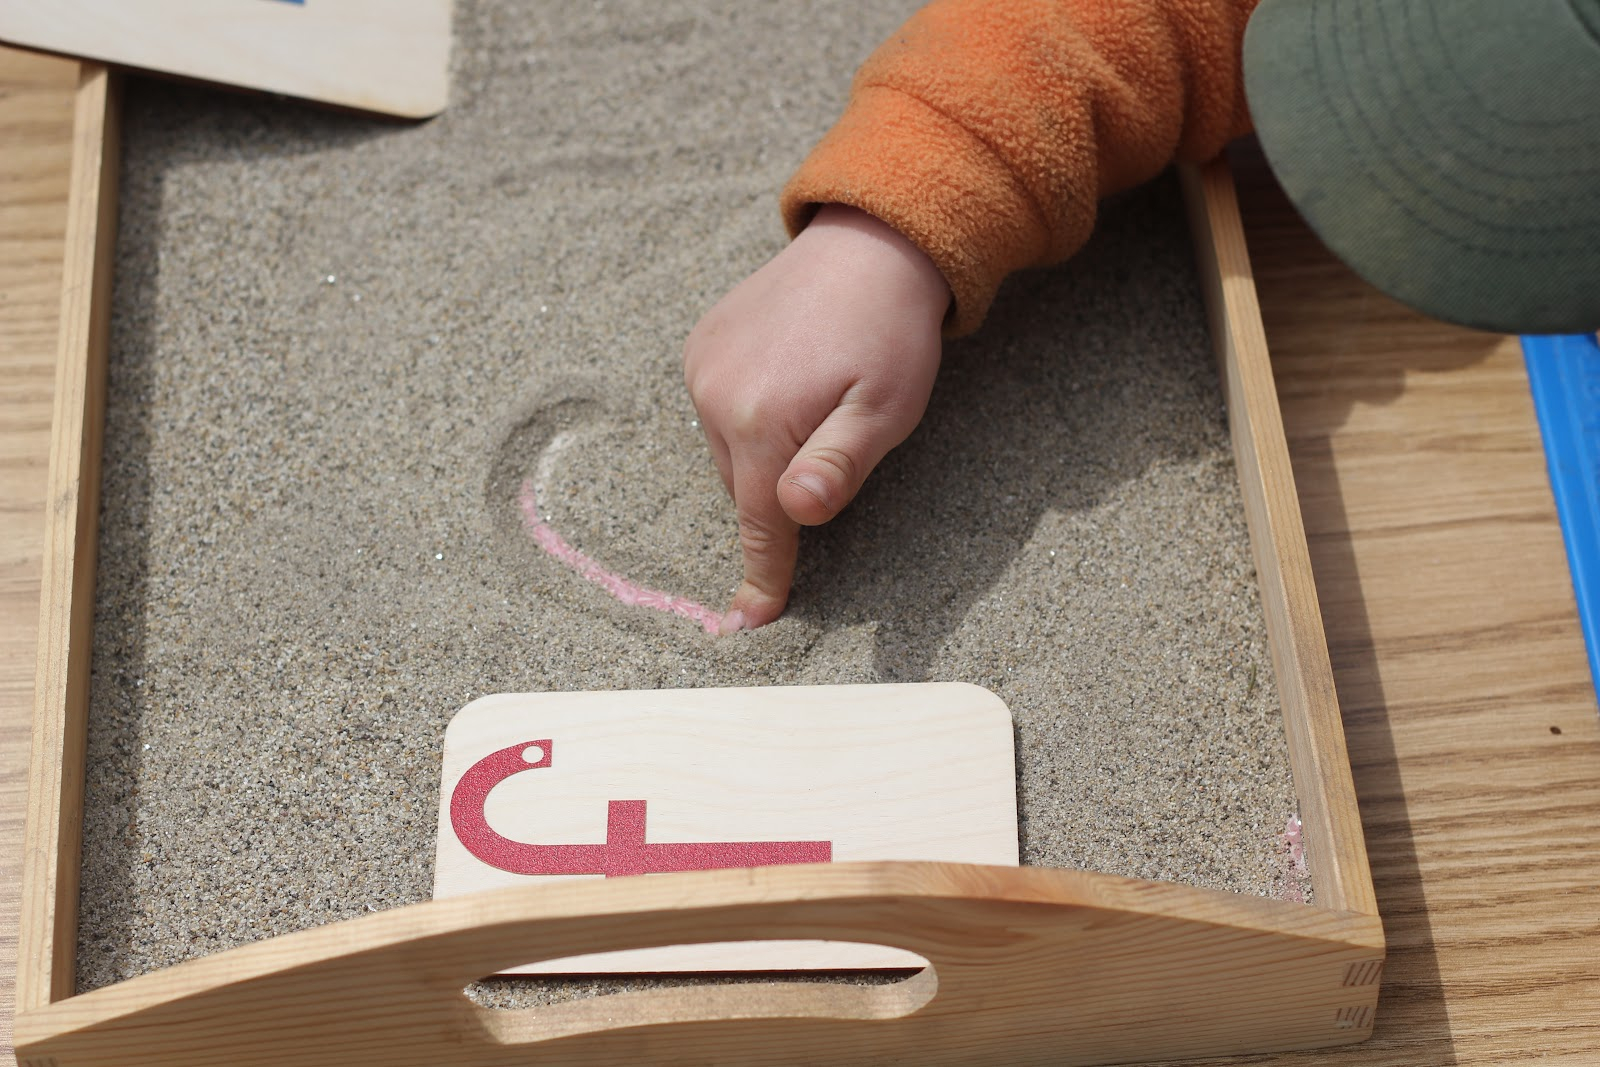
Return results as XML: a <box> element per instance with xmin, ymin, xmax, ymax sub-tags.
<box><xmin>14</xmin><ymin>134</ymin><xmax>1384</xmax><ymax>1066</ymax></box>
<box><xmin>1179</xmin><ymin>162</ymin><xmax>1376</xmax><ymax>919</ymax></box>
<box><xmin>16</xmin><ymin>59</ymin><xmax>118</xmax><ymax>1017</ymax></box>
<box><xmin>15</xmin><ymin>862</ymin><xmax>1384</xmax><ymax>1067</ymax></box>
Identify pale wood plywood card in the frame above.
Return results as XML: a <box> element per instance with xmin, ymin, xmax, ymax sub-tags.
<box><xmin>0</xmin><ymin>0</ymin><xmax>452</xmax><ymax>118</ymax></box>
<box><xmin>434</xmin><ymin>682</ymin><xmax>1018</xmax><ymax>973</ymax></box>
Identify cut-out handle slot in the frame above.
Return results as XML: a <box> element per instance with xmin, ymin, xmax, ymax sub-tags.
<box><xmin>469</xmin><ymin>952</ymin><xmax>937</xmax><ymax>1047</ymax></box>
<box><xmin>15</xmin><ymin>863</ymin><xmax>1384</xmax><ymax>1067</ymax></box>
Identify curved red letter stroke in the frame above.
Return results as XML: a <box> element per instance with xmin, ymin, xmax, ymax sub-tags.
<box><xmin>450</xmin><ymin>739</ymin><xmax>832</xmax><ymax>877</ymax></box>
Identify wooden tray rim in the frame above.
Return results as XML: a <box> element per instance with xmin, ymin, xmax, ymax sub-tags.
<box><xmin>14</xmin><ymin>60</ymin><xmax>1382</xmax><ymax>1067</ymax></box>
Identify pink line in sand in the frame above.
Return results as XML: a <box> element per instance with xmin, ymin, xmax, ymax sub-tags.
<box><xmin>518</xmin><ymin>480</ymin><xmax>721</xmax><ymax>634</ymax></box>
<box><xmin>1277</xmin><ymin>813</ymin><xmax>1310</xmax><ymax>904</ymax></box>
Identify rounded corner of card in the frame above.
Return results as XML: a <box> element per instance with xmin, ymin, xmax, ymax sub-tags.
<box><xmin>405</xmin><ymin>89</ymin><xmax>451</xmax><ymax>120</ymax></box>
<box><xmin>445</xmin><ymin>692</ymin><xmax>517</xmax><ymax>736</ymax></box>
<box><xmin>942</xmin><ymin>681</ymin><xmax>1013</xmax><ymax>722</ymax></box>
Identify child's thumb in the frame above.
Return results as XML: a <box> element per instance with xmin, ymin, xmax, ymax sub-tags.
<box><xmin>778</xmin><ymin>403</ymin><xmax>906</xmax><ymax>527</ymax></box>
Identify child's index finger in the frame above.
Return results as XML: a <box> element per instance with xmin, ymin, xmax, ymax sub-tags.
<box><xmin>719</xmin><ymin>446</ymin><xmax>801</xmax><ymax>634</ymax></box>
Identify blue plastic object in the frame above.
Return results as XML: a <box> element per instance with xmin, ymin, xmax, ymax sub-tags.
<box><xmin>1522</xmin><ymin>332</ymin><xmax>1600</xmax><ymax>697</ymax></box>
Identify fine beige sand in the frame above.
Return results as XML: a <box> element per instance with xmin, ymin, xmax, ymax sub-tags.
<box><xmin>78</xmin><ymin>0</ymin><xmax>1303</xmax><ymax>997</ymax></box>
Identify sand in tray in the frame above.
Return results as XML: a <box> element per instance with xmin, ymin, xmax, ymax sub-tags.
<box><xmin>77</xmin><ymin>0</ymin><xmax>1305</xmax><ymax>998</ymax></box>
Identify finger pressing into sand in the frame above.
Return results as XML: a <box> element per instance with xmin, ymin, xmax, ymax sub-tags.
<box><xmin>721</xmin><ymin>445</ymin><xmax>800</xmax><ymax>633</ymax></box>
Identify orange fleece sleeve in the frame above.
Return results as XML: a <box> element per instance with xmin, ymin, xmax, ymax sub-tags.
<box><xmin>782</xmin><ymin>0</ymin><xmax>1260</xmax><ymax>336</ymax></box>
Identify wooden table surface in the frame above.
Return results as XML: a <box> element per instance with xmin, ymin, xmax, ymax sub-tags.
<box><xmin>3</xmin><ymin>46</ymin><xmax>1597</xmax><ymax>1065</ymax></box>
<box><xmin>1</xmin><ymin>45</ymin><xmax>76</xmax><ymax>1064</ymax></box>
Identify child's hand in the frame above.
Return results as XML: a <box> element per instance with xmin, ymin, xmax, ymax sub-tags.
<box><xmin>684</xmin><ymin>205</ymin><xmax>950</xmax><ymax>633</ymax></box>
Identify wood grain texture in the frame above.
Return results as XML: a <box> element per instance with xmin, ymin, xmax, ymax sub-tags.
<box><xmin>3</xmin><ymin>100</ymin><xmax>1595</xmax><ymax>1057</ymax></box>
<box><xmin>1180</xmin><ymin>162</ymin><xmax>1376</xmax><ymax>919</ymax></box>
<box><xmin>1193</xmin><ymin>141</ymin><xmax>1600</xmax><ymax>1066</ymax></box>
<box><xmin>14</xmin><ymin>58</ymin><xmax>119</xmax><ymax>1016</ymax></box>
<box><xmin>0</xmin><ymin>45</ymin><xmax>80</xmax><ymax>1063</ymax></box>
<box><xmin>14</xmin><ymin>863</ymin><xmax>1384</xmax><ymax>1067</ymax></box>
<box><xmin>0</xmin><ymin>0</ymin><xmax>452</xmax><ymax>118</ymax></box>
<box><xmin>435</xmin><ymin>684</ymin><xmax>1018</xmax><ymax>973</ymax></box>
<box><xmin>10</xmin><ymin>145</ymin><xmax>1384</xmax><ymax>1063</ymax></box>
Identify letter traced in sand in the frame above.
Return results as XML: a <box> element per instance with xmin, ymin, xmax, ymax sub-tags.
<box><xmin>450</xmin><ymin>739</ymin><xmax>833</xmax><ymax>877</ymax></box>
<box><xmin>517</xmin><ymin>432</ymin><xmax>720</xmax><ymax>632</ymax></box>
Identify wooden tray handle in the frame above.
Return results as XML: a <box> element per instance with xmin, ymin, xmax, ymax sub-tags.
<box><xmin>16</xmin><ymin>862</ymin><xmax>1382</xmax><ymax>1067</ymax></box>
<box><xmin>404</xmin><ymin>867</ymin><xmax>946</xmax><ymax>1050</ymax></box>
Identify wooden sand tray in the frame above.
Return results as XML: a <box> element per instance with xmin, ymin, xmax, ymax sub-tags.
<box><xmin>16</xmin><ymin>63</ymin><xmax>1382</xmax><ymax>1067</ymax></box>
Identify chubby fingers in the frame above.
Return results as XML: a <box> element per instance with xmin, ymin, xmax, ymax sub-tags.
<box><xmin>778</xmin><ymin>386</ymin><xmax>926</xmax><ymax>527</ymax></box>
<box><xmin>719</xmin><ymin>441</ymin><xmax>801</xmax><ymax>635</ymax></box>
